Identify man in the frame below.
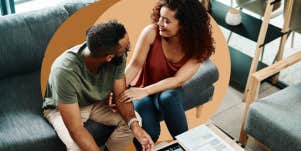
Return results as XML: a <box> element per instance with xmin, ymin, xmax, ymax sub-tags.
<box><xmin>42</xmin><ymin>20</ymin><xmax>154</xmax><ymax>151</ymax></box>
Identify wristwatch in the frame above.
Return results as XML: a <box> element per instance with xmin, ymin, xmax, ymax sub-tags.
<box><xmin>128</xmin><ymin>118</ymin><xmax>141</xmax><ymax>129</ymax></box>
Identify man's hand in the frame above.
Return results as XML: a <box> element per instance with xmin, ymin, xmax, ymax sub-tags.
<box><xmin>131</xmin><ymin>123</ymin><xmax>154</xmax><ymax>151</ymax></box>
<box><xmin>118</xmin><ymin>87</ymin><xmax>149</xmax><ymax>103</ymax></box>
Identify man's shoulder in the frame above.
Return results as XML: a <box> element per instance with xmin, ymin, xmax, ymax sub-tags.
<box><xmin>52</xmin><ymin>44</ymin><xmax>84</xmax><ymax>72</ymax></box>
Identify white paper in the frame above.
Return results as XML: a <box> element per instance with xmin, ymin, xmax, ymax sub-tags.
<box><xmin>175</xmin><ymin>124</ymin><xmax>236</xmax><ymax>151</ymax></box>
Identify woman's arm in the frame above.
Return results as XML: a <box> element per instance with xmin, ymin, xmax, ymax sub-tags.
<box><xmin>144</xmin><ymin>59</ymin><xmax>200</xmax><ymax>94</ymax></box>
<box><xmin>119</xmin><ymin>58</ymin><xmax>201</xmax><ymax>102</ymax></box>
<box><xmin>125</xmin><ymin>24</ymin><xmax>157</xmax><ymax>86</ymax></box>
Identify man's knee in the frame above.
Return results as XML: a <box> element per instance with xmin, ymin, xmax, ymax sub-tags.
<box><xmin>115</xmin><ymin>111</ymin><xmax>142</xmax><ymax>131</ymax></box>
<box><xmin>106</xmin><ymin>120</ymin><xmax>133</xmax><ymax>151</ymax></box>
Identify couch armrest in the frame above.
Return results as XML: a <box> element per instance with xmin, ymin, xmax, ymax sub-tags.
<box><xmin>245</xmin><ymin>50</ymin><xmax>301</xmax><ymax>109</ymax></box>
<box><xmin>181</xmin><ymin>60</ymin><xmax>219</xmax><ymax>110</ymax></box>
<box><xmin>253</xmin><ymin>51</ymin><xmax>301</xmax><ymax>81</ymax></box>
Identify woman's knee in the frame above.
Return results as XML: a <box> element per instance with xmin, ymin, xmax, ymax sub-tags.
<box><xmin>133</xmin><ymin>96</ymin><xmax>153</xmax><ymax>113</ymax></box>
<box><xmin>158</xmin><ymin>88</ymin><xmax>184</xmax><ymax>106</ymax></box>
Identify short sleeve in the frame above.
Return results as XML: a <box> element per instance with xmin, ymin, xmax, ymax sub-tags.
<box><xmin>114</xmin><ymin>56</ymin><xmax>126</xmax><ymax>79</ymax></box>
<box><xmin>50</xmin><ymin>68</ymin><xmax>78</xmax><ymax>104</ymax></box>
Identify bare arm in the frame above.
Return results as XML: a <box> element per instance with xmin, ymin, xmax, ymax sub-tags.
<box><xmin>113</xmin><ymin>77</ymin><xmax>154</xmax><ymax>151</ymax></box>
<box><xmin>125</xmin><ymin>24</ymin><xmax>157</xmax><ymax>86</ymax></box>
<box><xmin>120</xmin><ymin>59</ymin><xmax>200</xmax><ymax>102</ymax></box>
<box><xmin>113</xmin><ymin>78</ymin><xmax>136</xmax><ymax>122</ymax></box>
<box><xmin>58</xmin><ymin>102</ymin><xmax>100</xmax><ymax>151</ymax></box>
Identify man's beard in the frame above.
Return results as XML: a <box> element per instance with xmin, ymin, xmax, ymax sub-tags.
<box><xmin>110</xmin><ymin>55</ymin><xmax>124</xmax><ymax>66</ymax></box>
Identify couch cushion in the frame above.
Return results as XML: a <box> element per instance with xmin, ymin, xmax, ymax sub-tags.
<box><xmin>245</xmin><ymin>83</ymin><xmax>301</xmax><ymax>151</ymax></box>
<box><xmin>0</xmin><ymin>72</ymin><xmax>114</xmax><ymax>151</ymax></box>
<box><xmin>0</xmin><ymin>6</ymin><xmax>69</xmax><ymax>79</ymax></box>
<box><xmin>0</xmin><ymin>71</ymin><xmax>62</xmax><ymax>151</ymax></box>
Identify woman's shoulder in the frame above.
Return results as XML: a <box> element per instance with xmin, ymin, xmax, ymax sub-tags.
<box><xmin>144</xmin><ymin>24</ymin><xmax>157</xmax><ymax>33</ymax></box>
<box><xmin>141</xmin><ymin>24</ymin><xmax>158</xmax><ymax>44</ymax></box>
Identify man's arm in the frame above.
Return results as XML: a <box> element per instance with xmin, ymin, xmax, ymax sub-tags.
<box><xmin>113</xmin><ymin>78</ymin><xmax>136</xmax><ymax>122</ymax></box>
<box><xmin>113</xmin><ymin>77</ymin><xmax>154</xmax><ymax>151</ymax></box>
<box><xmin>58</xmin><ymin>102</ymin><xmax>100</xmax><ymax>151</ymax></box>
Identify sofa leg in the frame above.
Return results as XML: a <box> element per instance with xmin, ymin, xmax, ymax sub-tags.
<box><xmin>195</xmin><ymin>105</ymin><xmax>203</xmax><ymax>118</ymax></box>
<box><xmin>239</xmin><ymin>129</ymin><xmax>248</xmax><ymax>146</ymax></box>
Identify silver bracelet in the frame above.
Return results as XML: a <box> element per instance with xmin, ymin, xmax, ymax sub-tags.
<box><xmin>128</xmin><ymin>118</ymin><xmax>140</xmax><ymax>129</ymax></box>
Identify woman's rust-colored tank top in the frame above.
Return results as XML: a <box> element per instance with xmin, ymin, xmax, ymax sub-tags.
<box><xmin>134</xmin><ymin>34</ymin><xmax>188</xmax><ymax>87</ymax></box>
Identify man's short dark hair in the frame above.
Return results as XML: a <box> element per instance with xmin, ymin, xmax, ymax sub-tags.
<box><xmin>86</xmin><ymin>20</ymin><xmax>126</xmax><ymax>57</ymax></box>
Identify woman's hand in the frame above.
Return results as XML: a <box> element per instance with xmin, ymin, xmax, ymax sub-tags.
<box><xmin>118</xmin><ymin>88</ymin><xmax>149</xmax><ymax>103</ymax></box>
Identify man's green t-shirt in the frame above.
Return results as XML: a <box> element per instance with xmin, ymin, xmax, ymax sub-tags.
<box><xmin>42</xmin><ymin>43</ymin><xmax>126</xmax><ymax>109</ymax></box>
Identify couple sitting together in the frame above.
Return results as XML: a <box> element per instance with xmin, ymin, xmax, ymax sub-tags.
<box><xmin>42</xmin><ymin>0</ymin><xmax>215</xmax><ymax>150</ymax></box>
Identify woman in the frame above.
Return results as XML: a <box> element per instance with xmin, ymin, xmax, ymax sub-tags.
<box><xmin>118</xmin><ymin>0</ymin><xmax>215</xmax><ymax>149</ymax></box>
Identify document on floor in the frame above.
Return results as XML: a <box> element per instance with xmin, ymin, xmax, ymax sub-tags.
<box><xmin>175</xmin><ymin>124</ymin><xmax>235</xmax><ymax>151</ymax></box>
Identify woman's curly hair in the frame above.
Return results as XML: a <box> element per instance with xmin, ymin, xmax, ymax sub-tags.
<box><xmin>151</xmin><ymin>0</ymin><xmax>215</xmax><ymax>62</ymax></box>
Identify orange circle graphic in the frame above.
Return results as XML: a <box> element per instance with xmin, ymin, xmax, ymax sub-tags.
<box><xmin>40</xmin><ymin>0</ymin><xmax>230</xmax><ymax>138</ymax></box>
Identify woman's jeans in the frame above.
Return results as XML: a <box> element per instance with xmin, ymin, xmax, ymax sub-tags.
<box><xmin>133</xmin><ymin>88</ymin><xmax>188</xmax><ymax>150</ymax></box>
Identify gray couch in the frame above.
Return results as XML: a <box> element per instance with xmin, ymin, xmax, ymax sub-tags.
<box><xmin>245</xmin><ymin>83</ymin><xmax>301</xmax><ymax>151</ymax></box>
<box><xmin>0</xmin><ymin>1</ymin><xmax>218</xmax><ymax>151</ymax></box>
<box><xmin>0</xmin><ymin>1</ymin><xmax>114</xmax><ymax>151</ymax></box>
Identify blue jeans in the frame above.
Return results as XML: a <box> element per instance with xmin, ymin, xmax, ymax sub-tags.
<box><xmin>133</xmin><ymin>88</ymin><xmax>188</xmax><ymax>151</ymax></box>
